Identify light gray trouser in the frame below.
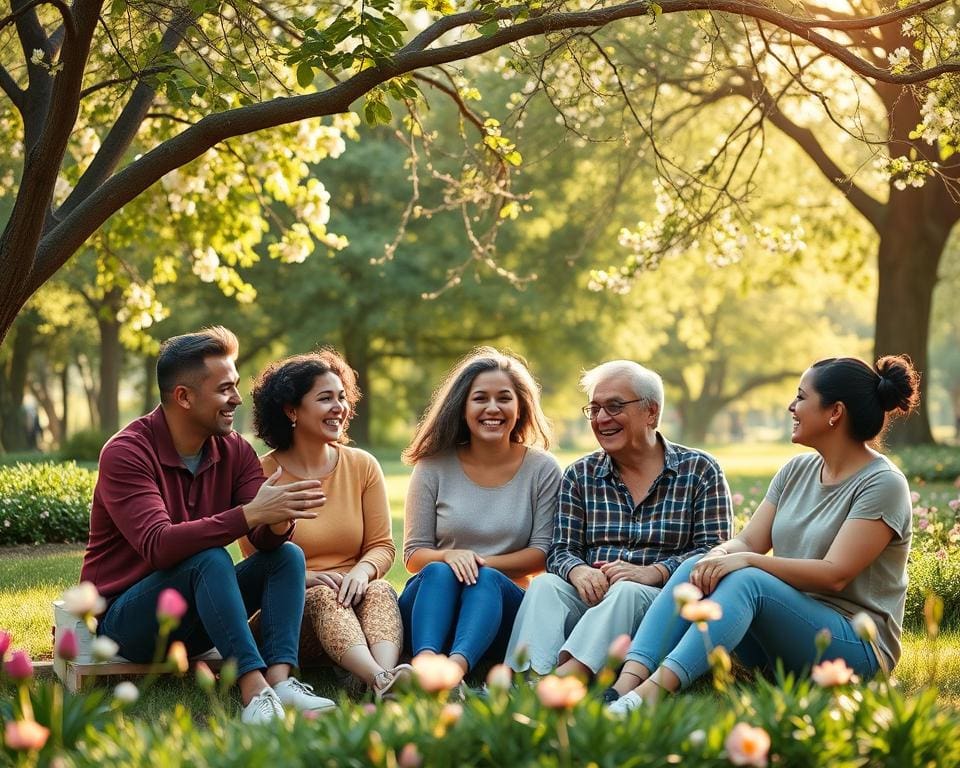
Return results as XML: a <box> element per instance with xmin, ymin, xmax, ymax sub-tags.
<box><xmin>505</xmin><ymin>572</ymin><xmax>660</xmax><ymax>674</ymax></box>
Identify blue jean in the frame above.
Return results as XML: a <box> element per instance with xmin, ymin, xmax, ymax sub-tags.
<box><xmin>398</xmin><ymin>562</ymin><xmax>525</xmax><ymax>671</ymax></box>
<box><xmin>100</xmin><ymin>543</ymin><xmax>305</xmax><ymax>677</ymax></box>
<box><xmin>625</xmin><ymin>555</ymin><xmax>879</xmax><ymax>688</ymax></box>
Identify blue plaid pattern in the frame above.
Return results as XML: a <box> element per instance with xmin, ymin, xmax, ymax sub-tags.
<box><xmin>547</xmin><ymin>436</ymin><xmax>733</xmax><ymax>581</ymax></box>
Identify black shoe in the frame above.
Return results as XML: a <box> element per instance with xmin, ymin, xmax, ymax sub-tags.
<box><xmin>601</xmin><ymin>687</ymin><xmax>620</xmax><ymax>704</ymax></box>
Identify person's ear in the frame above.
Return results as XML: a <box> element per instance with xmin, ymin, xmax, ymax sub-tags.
<box><xmin>173</xmin><ymin>384</ymin><xmax>193</xmax><ymax>410</ymax></box>
<box><xmin>647</xmin><ymin>402</ymin><xmax>659</xmax><ymax>427</ymax></box>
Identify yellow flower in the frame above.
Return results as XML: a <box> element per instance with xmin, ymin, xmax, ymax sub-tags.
<box><xmin>680</xmin><ymin>599</ymin><xmax>723</xmax><ymax>624</ymax></box>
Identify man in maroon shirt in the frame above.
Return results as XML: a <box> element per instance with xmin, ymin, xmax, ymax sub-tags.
<box><xmin>81</xmin><ymin>326</ymin><xmax>334</xmax><ymax>723</ymax></box>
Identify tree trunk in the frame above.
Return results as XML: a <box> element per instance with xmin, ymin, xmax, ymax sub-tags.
<box><xmin>61</xmin><ymin>364</ymin><xmax>70</xmax><ymax>443</ymax></box>
<box><xmin>142</xmin><ymin>353</ymin><xmax>158</xmax><ymax>415</ymax></box>
<box><xmin>873</xmin><ymin>184</ymin><xmax>952</xmax><ymax>446</ymax></box>
<box><xmin>342</xmin><ymin>324</ymin><xmax>372</xmax><ymax>447</ymax></box>
<box><xmin>675</xmin><ymin>398</ymin><xmax>718</xmax><ymax>445</ymax></box>
<box><xmin>97</xmin><ymin>290</ymin><xmax>123</xmax><ymax>435</ymax></box>
<box><xmin>29</xmin><ymin>369</ymin><xmax>64</xmax><ymax>446</ymax></box>
<box><xmin>0</xmin><ymin>313</ymin><xmax>39</xmax><ymax>452</ymax></box>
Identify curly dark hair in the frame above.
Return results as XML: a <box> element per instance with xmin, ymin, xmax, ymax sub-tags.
<box><xmin>252</xmin><ymin>350</ymin><xmax>360</xmax><ymax>450</ymax></box>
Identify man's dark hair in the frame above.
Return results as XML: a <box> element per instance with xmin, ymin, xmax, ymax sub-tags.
<box><xmin>157</xmin><ymin>326</ymin><xmax>239</xmax><ymax>404</ymax></box>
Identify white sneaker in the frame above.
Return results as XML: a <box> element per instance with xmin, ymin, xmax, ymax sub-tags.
<box><xmin>241</xmin><ymin>687</ymin><xmax>285</xmax><ymax>724</ymax></box>
<box><xmin>607</xmin><ymin>691</ymin><xmax>645</xmax><ymax>716</ymax></box>
<box><xmin>273</xmin><ymin>677</ymin><xmax>336</xmax><ymax>713</ymax></box>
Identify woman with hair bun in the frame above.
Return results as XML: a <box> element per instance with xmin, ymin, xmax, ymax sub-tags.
<box><xmin>399</xmin><ymin>348</ymin><xmax>561</xmax><ymax>685</ymax></box>
<box><xmin>607</xmin><ymin>355</ymin><xmax>920</xmax><ymax>713</ymax></box>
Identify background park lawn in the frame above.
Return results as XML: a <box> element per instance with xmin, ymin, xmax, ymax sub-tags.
<box><xmin>2</xmin><ymin>443</ymin><xmax>959</xmax><ymax>714</ymax></box>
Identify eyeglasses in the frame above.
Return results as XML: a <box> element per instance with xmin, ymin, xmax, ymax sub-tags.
<box><xmin>581</xmin><ymin>399</ymin><xmax>644</xmax><ymax>420</ymax></box>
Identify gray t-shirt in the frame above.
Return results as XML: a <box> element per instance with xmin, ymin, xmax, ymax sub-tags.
<box><xmin>403</xmin><ymin>447</ymin><xmax>562</xmax><ymax>562</ymax></box>
<box><xmin>766</xmin><ymin>452</ymin><xmax>912</xmax><ymax>671</ymax></box>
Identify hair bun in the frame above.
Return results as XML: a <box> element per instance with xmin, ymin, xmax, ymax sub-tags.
<box><xmin>875</xmin><ymin>355</ymin><xmax>920</xmax><ymax>414</ymax></box>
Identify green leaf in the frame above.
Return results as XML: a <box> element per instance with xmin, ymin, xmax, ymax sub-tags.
<box><xmin>296</xmin><ymin>62</ymin><xmax>314</xmax><ymax>88</ymax></box>
<box><xmin>110</xmin><ymin>0</ymin><xmax>127</xmax><ymax>15</ymax></box>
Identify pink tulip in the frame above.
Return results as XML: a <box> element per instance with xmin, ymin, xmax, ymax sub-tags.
<box><xmin>0</xmin><ymin>630</ymin><xmax>10</xmax><ymax>657</ymax></box>
<box><xmin>61</xmin><ymin>582</ymin><xmax>106</xmax><ymax>617</ymax></box>
<box><xmin>811</xmin><ymin>658</ymin><xmax>854</xmax><ymax>687</ymax></box>
<box><xmin>398</xmin><ymin>743</ymin><xmax>422</xmax><ymax>768</ymax></box>
<box><xmin>607</xmin><ymin>633</ymin><xmax>632</xmax><ymax>662</ymax></box>
<box><xmin>725</xmin><ymin>722</ymin><xmax>771</xmax><ymax>767</ymax></box>
<box><xmin>4</xmin><ymin>720</ymin><xmax>50</xmax><ymax>751</ymax></box>
<box><xmin>485</xmin><ymin>663</ymin><xmax>513</xmax><ymax>691</ymax></box>
<box><xmin>410</xmin><ymin>653</ymin><xmax>463</xmax><ymax>692</ymax></box>
<box><xmin>56</xmin><ymin>629</ymin><xmax>79</xmax><ymax>661</ymax></box>
<box><xmin>535</xmin><ymin>675</ymin><xmax>587</xmax><ymax>709</ymax></box>
<box><xmin>157</xmin><ymin>589</ymin><xmax>188</xmax><ymax>621</ymax></box>
<box><xmin>732</xmin><ymin>493</ymin><xmax>744</xmax><ymax>506</ymax></box>
<box><xmin>4</xmin><ymin>650</ymin><xmax>33</xmax><ymax>680</ymax></box>
<box><xmin>195</xmin><ymin>661</ymin><xmax>216</xmax><ymax>691</ymax></box>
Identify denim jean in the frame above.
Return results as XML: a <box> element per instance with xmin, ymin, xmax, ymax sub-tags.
<box><xmin>100</xmin><ymin>543</ymin><xmax>305</xmax><ymax>677</ymax></box>
<box><xmin>625</xmin><ymin>555</ymin><xmax>880</xmax><ymax>688</ymax></box>
<box><xmin>398</xmin><ymin>562</ymin><xmax>525</xmax><ymax>671</ymax></box>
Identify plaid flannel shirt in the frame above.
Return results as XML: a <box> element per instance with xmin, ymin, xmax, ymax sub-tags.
<box><xmin>546</xmin><ymin>435</ymin><xmax>733</xmax><ymax>581</ymax></box>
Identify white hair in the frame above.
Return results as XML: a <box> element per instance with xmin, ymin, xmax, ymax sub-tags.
<box><xmin>579</xmin><ymin>360</ymin><xmax>664</xmax><ymax>426</ymax></box>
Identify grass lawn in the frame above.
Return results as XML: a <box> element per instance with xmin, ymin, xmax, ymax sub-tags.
<box><xmin>1</xmin><ymin>443</ymin><xmax>957</xmax><ymax>708</ymax></box>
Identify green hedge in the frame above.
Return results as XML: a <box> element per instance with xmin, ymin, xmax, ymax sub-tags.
<box><xmin>0</xmin><ymin>462</ymin><xmax>95</xmax><ymax>546</ymax></box>
<box><xmin>59</xmin><ymin>429</ymin><xmax>110</xmax><ymax>463</ymax></box>
<box><xmin>906</xmin><ymin>549</ymin><xmax>960</xmax><ymax>631</ymax></box>
<box><xmin>890</xmin><ymin>445</ymin><xmax>960</xmax><ymax>482</ymax></box>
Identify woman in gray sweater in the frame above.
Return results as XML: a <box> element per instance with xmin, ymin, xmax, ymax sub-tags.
<box><xmin>399</xmin><ymin>348</ymin><xmax>561</xmax><ymax>682</ymax></box>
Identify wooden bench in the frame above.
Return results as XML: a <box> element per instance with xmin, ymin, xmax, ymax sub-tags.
<box><xmin>52</xmin><ymin>600</ymin><xmax>223</xmax><ymax>693</ymax></box>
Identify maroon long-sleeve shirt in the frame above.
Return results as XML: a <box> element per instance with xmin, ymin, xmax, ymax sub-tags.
<box><xmin>80</xmin><ymin>406</ymin><xmax>291</xmax><ymax>601</ymax></box>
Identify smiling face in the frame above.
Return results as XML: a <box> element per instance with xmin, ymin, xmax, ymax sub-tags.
<box><xmin>288</xmin><ymin>372</ymin><xmax>349</xmax><ymax>445</ymax></box>
<box><xmin>789</xmin><ymin>368</ymin><xmax>835</xmax><ymax>447</ymax></box>
<box><xmin>587</xmin><ymin>374</ymin><xmax>657</xmax><ymax>454</ymax></box>
<box><xmin>462</xmin><ymin>370</ymin><xmax>520</xmax><ymax>445</ymax></box>
<box><xmin>185</xmin><ymin>356</ymin><xmax>242</xmax><ymax>438</ymax></box>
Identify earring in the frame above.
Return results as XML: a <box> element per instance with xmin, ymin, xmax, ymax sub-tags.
<box><xmin>828</xmin><ymin>419</ymin><xmax>836</xmax><ymax>427</ymax></box>
<box><xmin>290</xmin><ymin>419</ymin><xmax>296</xmax><ymax>429</ymax></box>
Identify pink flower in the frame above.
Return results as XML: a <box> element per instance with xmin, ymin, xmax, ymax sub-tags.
<box><xmin>157</xmin><ymin>589</ymin><xmax>188</xmax><ymax>622</ymax></box>
<box><xmin>5</xmin><ymin>720</ymin><xmax>50</xmax><ymax>751</ymax></box>
<box><xmin>811</xmin><ymin>658</ymin><xmax>854</xmax><ymax>687</ymax></box>
<box><xmin>0</xmin><ymin>630</ymin><xmax>10</xmax><ymax>657</ymax></box>
<box><xmin>361</xmin><ymin>703</ymin><xmax>378</xmax><ymax>715</ymax></box>
<box><xmin>535</xmin><ymin>675</ymin><xmax>587</xmax><ymax>709</ymax></box>
<box><xmin>607</xmin><ymin>633</ymin><xmax>632</xmax><ymax>662</ymax></box>
<box><xmin>195</xmin><ymin>661</ymin><xmax>216</xmax><ymax>691</ymax></box>
<box><xmin>937</xmin><ymin>549</ymin><xmax>948</xmax><ymax>562</ymax></box>
<box><xmin>56</xmin><ymin>629</ymin><xmax>79</xmax><ymax>661</ymax></box>
<box><xmin>4</xmin><ymin>650</ymin><xmax>33</xmax><ymax>680</ymax></box>
<box><xmin>732</xmin><ymin>493</ymin><xmax>744</xmax><ymax>506</ymax></box>
<box><xmin>410</xmin><ymin>653</ymin><xmax>463</xmax><ymax>692</ymax></box>
<box><xmin>911</xmin><ymin>491</ymin><xmax>921</xmax><ymax>504</ymax></box>
<box><xmin>485</xmin><ymin>663</ymin><xmax>513</xmax><ymax>691</ymax></box>
<box><xmin>919</xmin><ymin>518</ymin><xmax>929</xmax><ymax>531</ymax></box>
<box><xmin>680</xmin><ymin>599</ymin><xmax>723</xmax><ymax>624</ymax></box>
<box><xmin>725</xmin><ymin>722</ymin><xmax>771</xmax><ymax>767</ymax></box>
<box><xmin>398</xmin><ymin>743</ymin><xmax>422</xmax><ymax>768</ymax></box>
<box><xmin>948</xmin><ymin>499</ymin><xmax>959</xmax><ymax>511</ymax></box>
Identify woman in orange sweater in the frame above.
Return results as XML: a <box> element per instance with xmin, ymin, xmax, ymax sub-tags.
<box><xmin>243</xmin><ymin>351</ymin><xmax>406</xmax><ymax>698</ymax></box>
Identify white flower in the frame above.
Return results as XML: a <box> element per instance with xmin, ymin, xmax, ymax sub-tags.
<box><xmin>62</xmin><ymin>582</ymin><xmax>106</xmax><ymax>617</ymax></box>
<box><xmin>887</xmin><ymin>47</ymin><xmax>911</xmax><ymax>74</ymax></box>
<box><xmin>113</xmin><ymin>681</ymin><xmax>139</xmax><ymax>703</ymax></box>
<box><xmin>91</xmin><ymin>636</ymin><xmax>120</xmax><ymax>662</ymax></box>
<box><xmin>851</xmin><ymin>613</ymin><xmax>877</xmax><ymax>643</ymax></box>
<box><xmin>30</xmin><ymin>49</ymin><xmax>44</xmax><ymax>66</ymax></box>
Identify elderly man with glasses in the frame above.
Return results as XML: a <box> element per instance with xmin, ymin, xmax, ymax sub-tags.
<box><xmin>504</xmin><ymin>360</ymin><xmax>732</xmax><ymax>684</ymax></box>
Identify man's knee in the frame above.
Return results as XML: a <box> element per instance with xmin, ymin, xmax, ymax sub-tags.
<box><xmin>525</xmin><ymin>573</ymin><xmax>570</xmax><ymax>604</ymax></box>
<box><xmin>268</xmin><ymin>541</ymin><xmax>306</xmax><ymax>570</ymax></box>
<box><xmin>180</xmin><ymin>547</ymin><xmax>235</xmax><ymax>576</ymax></box>
<box><xmin>605</xmin><ymin>580</ymin><xmax>659</xmax><ymax>601</ymax></box>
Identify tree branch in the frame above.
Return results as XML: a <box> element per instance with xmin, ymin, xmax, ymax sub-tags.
<box><xmin>0</xmin><ymin>64</ymin><xmax>23</xmax><ymax>107</ymax></box>
<box><xmin>29</xmin><ymin>0</ymin><xmax>955</xmax><ymax>291</ymax></box>
<box><xmin>0</xmin><ymin>0</ymin><xmax>75</xmax><ymax>38</ymax></box>
<box><xmin>78</xmin><ymin>64</ymin><xmax>178</xmax><ymax>99</ymax></box>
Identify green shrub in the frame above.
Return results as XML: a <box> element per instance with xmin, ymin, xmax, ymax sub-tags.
<box><xmin>890</xmin><ymin>444</ymin><xmax>960</xmax><ymax>482</ymax></box>
<box><xmin>59</xmin><ymin>429</ymin><xmax>110</xmax><ymax>463</ymax></box>
<box><xmin>906</xmin><ymin>549</ymin><xmax>960</xmax><ymax>631</ymax></box>
<box><xmin>0</xmin><ymin>462</ymin><xmax>95</xmax><ymax>546</ymax></box>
